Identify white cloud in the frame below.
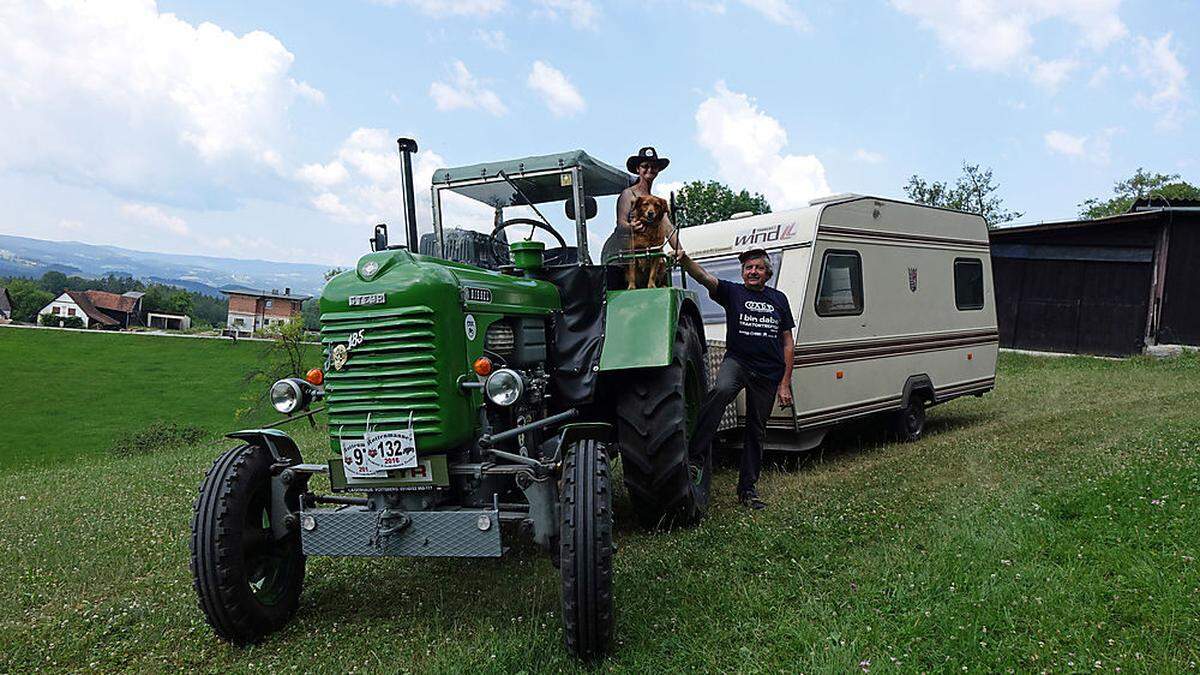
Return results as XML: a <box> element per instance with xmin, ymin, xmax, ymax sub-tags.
<box><xmin>1030</xmin><ymin>58</ymin><xmax>1080</xmax><ymax>91</ymax></box>
<box><xmin>532</xmin><ymin>0</ymin><xmax>600</xmax><ymax>30</ymax></box>
<box><xmin>374</xmin><ymin>0</ymin><xmax>507</xmax><ymax>17</ymax></box>
<box><xmin>694</xmin><ymin>82</ymin><xmax>830</xmax><ymax>209</ymax></box>
<box><xmin>0</xmin><ymin>0</ymin><xmax>321</xmax><ymax>205</ymax></box>
<box><xmin>527</xmin><ymin>61</ymin><xmax>587</xmax><ymax>117</ymax></box>
<box><xmin>1088</xmin><ymin>65</ymin><xmax>1111</xmax><ymax>87</ymax></box>
<box><xmin>737</xmin><ymin>0</ymin><xmax>808</xmax><ymax>31</ymax></box>
<box><xmin>429</xmin><ymin>61</ymin><xmax>508</xmax><ymax>116</ymax></box>
<box><xmin>296</xmin><ymin>161</ymin><xmax>350</xmax><ymax>188</ymax></box>
<box><xmin>853</xmin><ymin>149</ymin><xmax>886</xmax><ymax>164</ymax></box>
<box><xmin>300</xmin><ymin>128</ymin><xmax>493</xmax><ymax>237</ymax></box>
<box><xmin>1043</xmin><ymin>128</ymin><xmax>1116</xmax><ymax>164</ymax></box>
<box><xmin>120</xmin><ymin>203</ymin><xmax>189</xmax><ymax>236</ymax></box>
<box><xmin>890</xmin><ymin>0</ymin><xmax>1126</xmax><ymax>80</ymax></box>
<box><xmin>1043</xmin><ymin>131</ymin><xmax>1087</xmax><ymax>157</ymax></box>
<box><xmin>1133</xmin><ymin>33</ymin><xmax>1189</xmax><ymax>129</ymax></box>
<box><xmin>474</xmin><ymin>28</ymin><xmax>509</xmax><ymax>51</ymax></box>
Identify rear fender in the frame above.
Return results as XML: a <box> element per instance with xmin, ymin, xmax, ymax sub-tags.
<box><xmin>598</xmin><ymin>287</ymin><xmax>705</xmax><ymax>371</ymax></box>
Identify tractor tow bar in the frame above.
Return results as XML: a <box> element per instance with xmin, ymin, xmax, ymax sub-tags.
<box><xmin>480</xmin><ymin>408</ymin><xmax>578</xmax><ymax>450</ymax></box>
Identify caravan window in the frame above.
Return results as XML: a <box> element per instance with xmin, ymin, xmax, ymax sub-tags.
<box><xmin>677</xmin><ymin>253</ymin><xmax>783</xmax><ymax>323</ymax></box>
<box><xmin>954</xmin><ymin>258</ymin><xmax>985</xmax><ymax>310</ymax></box>
<box><xmin>815</xmin><ymin>250</ymin><xmax>864</xmax><ymax>316</ymax></box>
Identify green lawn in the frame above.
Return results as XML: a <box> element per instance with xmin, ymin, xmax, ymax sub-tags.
<box><xmin>0</xmin><ymin>327</ymin><xmax>319</xmax><ymax>470</ymax></box>
<box><xmin>1</xmin><ymin>348</ymin><xmax>1198</xmax><ymax>671</ymax></box>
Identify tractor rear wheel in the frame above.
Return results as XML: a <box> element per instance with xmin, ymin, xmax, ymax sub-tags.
<box><xmin>616</xmin><ymin>314</ymin><xmax>711</xmax><ymax>529</ymax></box>
<box><xmin>559</xmin><ymin>438</ymin><xmax>614</xmax><ymax>660</ymax></box>
<box><xmin>190</xmin><ymin>444</ymin><xmax>305</xmax><ymax>644</ymax></box>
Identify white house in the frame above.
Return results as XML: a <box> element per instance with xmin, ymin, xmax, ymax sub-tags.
<box><xmin>37</xmin><ymin>291</ymin><xmax>119</xmax><ymax>329</ymax></box>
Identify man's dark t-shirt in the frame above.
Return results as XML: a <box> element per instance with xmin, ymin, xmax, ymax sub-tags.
<box><xmin>711</xmin><ymin>279</ymin><xmax>795</xmax><ymax>383</ymax></box>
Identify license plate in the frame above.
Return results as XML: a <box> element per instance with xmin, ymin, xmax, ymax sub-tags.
<box><xmin>363</xmin><ymin>428</ymin><xmax>418</xmax><ymax>472</ymax></box>
<box><xmin>340</xmin><ymin>438</ymin><xmax>385</xmax><ymax>478</ymax></box>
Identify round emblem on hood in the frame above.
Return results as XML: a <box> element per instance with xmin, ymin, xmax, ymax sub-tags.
<box><xmin>331</xmin><ymin>344</ymin><xmax>349</xmax><ymax>371</ymax></box>
<box><xmin>361</xmin><ymin>261</ymin><xmax>380</xmax><ymax>278</ymax></box>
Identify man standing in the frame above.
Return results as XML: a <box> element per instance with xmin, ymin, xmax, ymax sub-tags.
<box><xmin>677</xmin><ymin>248</ymin><xmax>795</xmax><ymax>509</ymax></box>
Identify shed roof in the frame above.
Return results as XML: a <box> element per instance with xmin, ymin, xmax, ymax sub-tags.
<box><xmin>85</xmin><ymin>289</ymin><xmax>140</xmax><ymax>314</ymax></box>
<box><xmin>64</xmin><ymin>291</ymin><xmax>119</xmax><ymax>326</ymax></box>
<box><xmin>221</xmin><ymin>287</ymin><xmax>312</xmax><ymax>301</ymax></box>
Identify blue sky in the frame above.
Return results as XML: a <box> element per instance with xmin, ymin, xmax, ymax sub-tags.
<box><xmin>0</xmin><ymin>0</ymin><xmax>1194</xmax><ymax>266</ymax></box>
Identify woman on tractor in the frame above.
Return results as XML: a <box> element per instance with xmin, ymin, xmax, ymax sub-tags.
<box><xmin>601</xmin><ymin>146</ymin><xmax>679</xmax><ymax>263</ymax></box>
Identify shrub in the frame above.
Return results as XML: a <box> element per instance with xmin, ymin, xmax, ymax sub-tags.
<box><xmin>108</xmin><ymin>422</ymin><xmax>209</xmax><ymax>455</ymax></box>
<box><xmin>40</xmin><ymin>314</ymin><xmax>84</xmax><ymax>328</ymax></box>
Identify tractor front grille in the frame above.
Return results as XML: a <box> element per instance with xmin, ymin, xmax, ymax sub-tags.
<box><xmin>321</xmin><ymin>305</ymin><xmax>441</xmax><ymax>441</ymax></box>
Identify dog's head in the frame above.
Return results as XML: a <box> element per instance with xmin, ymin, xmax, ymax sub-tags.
<box><xmin>630</xmin><ymin>195</ymin><xmax>669</xmax><ymax>231</ymax></box>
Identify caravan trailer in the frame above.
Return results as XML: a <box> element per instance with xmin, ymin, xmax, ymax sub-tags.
<box><xmin>677</xmin><ymin>194</ymin><xmax>997</xmax><ymax>450</ymax></box>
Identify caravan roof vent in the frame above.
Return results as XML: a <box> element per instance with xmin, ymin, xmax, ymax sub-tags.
<box><xmin>808</xmin><ymin>193</ymin><xmax>864</xmax><ymax>206</ymax></box>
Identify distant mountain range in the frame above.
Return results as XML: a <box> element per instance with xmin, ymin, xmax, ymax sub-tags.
<box><xmin>0</xmin><ymin>234</ymin><xmax>332</xmax><ymax>297</ymax></box>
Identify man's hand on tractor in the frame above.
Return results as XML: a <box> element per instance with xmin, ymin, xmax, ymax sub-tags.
<box><xmin>777</xmin><ymin>381</ymin><xmax>794</xmax><ymax>408</ymax></box>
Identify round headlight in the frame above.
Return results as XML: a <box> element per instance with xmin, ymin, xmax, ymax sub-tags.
<box><xmin>270</xmin><ymin>379</ymin><xmax>303</xmax><ymax>414</ymax></box>
<box><xmin>484</xmin><ymin>369</ymin><xmax>524</xmax><ymax>407</ymax></box>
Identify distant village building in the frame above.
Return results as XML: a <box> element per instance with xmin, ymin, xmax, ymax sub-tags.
<box><xmin>222</xmin><ymin>287</ymin><xmax>309</xmax><ymax>335</ymax></box>
<box><xmin>147</xmin><ymin>312</ymin><xmax>191</xmax><ymax>331</ymax></box>
<box><xmin>0</xmin><ymin>287</ymin><xmax>12</xmax><ymax>323</ymax></box>
<box><xmin>37</xmin><ymin>290</ymin><xmax>144</xmax><ymax>329</ymax></box>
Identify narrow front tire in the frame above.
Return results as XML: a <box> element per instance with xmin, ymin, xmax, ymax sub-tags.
<box><xmin>559</xmin><ymin>438</ymin><xmax>614</xmax><ymax>659</ymax></box>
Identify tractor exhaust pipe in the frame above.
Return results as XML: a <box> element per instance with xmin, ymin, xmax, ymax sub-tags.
<box><xmin>397</xmin><ymin>137</ymin><xmax>419</xmax><ymax>250</ymax></box>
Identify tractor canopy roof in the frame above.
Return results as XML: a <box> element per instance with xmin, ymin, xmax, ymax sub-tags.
<box><xmin>433</xmin><ymin>150</ymin><xmax>633</xmax><ymax>207</ymax></box>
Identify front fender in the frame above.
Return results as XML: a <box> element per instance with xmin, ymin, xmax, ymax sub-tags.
<box><xmin>226</xmin><ymin>428</ymin><xmax>303</xmax><ymax>466</ymax></box>
<box><xmin>598</xmin><ymin>287</ymin><xmax>705</xmax><ymax>371</ymax></box>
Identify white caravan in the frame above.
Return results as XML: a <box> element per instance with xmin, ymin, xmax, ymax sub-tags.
<box><xmin>677</xmin><ymin>194</ymin><xmax>997</xmax><ymax>450</ymax></box>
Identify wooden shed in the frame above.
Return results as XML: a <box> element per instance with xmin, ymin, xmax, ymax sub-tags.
<box><xmin>989</xmin><ymin>199</ymin><xmax>1200</xmax><ymax>356</ymax></box>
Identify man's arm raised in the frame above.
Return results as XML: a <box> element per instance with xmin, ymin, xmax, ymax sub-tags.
<box><xmin>676</xmin><ymin>250</ymin><xmax>719</xmax><ymax>293</ymax></box>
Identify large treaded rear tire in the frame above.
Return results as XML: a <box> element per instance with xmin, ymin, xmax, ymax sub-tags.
<box><xmin>560</xmin><ymin>438</ymin><xmax>614</xmax><ymax>660</ymax></box>
<box><xmin>616</xmin><ymin>314</ymin><xmax>711</xmax><ymax>529</ymax></box>
<box><xmin>190</xmin><ymin>444</ymin><xmax>305</xmax><ymax>644</ymax></box>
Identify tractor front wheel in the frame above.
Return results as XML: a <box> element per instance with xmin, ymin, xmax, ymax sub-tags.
<box><xmin>559</xmin><ymin>438</ymin><xmax>614</xmax><ymax>660</ymax></box>
<box><xmin>616</xmin><ymin>314</ymin><xmax>711</xmax><ymax>529</ymax></box>
<box><xmin>190</xmin><ymin>444</ymin><xmax>305</xmax><ymax>644</ymax></box>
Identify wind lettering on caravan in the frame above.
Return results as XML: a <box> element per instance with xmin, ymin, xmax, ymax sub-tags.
<box><xmin>733</xmin><ymin>222</ymin><xmax>796</xmax><ymax>247</ymax></box>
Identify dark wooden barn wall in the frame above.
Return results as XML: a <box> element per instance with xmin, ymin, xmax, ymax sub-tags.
<box><xmin>1158</xmin><ymin>217</ymin><xmax>1200</xmax><ymax>346</ymax></box>
<box><xmin>993</xmin><ymin>257</ymin><xmax>1151</xmax><ymax>356</ymax></box>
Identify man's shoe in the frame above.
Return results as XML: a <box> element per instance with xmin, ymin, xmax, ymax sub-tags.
<box><xmin>738</xmin><ymin>491</ymin><xmax>767</xmax><ymax>510</ymax></box>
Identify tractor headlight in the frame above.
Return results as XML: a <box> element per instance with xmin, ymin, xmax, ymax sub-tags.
<box><xmin>484</xmin><ymin>369</ymin><xmax>524</xmax><ymax>407</ymax></box>
<box><xmin>270</xmin><ymin>378</ymin><xmax>306</xmax><ymax>414</ymax></box>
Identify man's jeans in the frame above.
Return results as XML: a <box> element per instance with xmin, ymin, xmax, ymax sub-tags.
<box><xmin>689</xmin><ymin>356</ymin><xmax>778</xmax><ymax>495</ymax></box>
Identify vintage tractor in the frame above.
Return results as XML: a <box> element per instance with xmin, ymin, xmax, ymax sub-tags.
<box><xmin>190</xmin><ymin>139</ymin><xmax>710</xmax><ymax>658</ymax></box>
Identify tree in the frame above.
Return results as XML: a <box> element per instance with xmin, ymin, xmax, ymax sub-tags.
<box><xmin>903</xmin><ymin>162</ymin><xmax>1023</xmax><ymax>227</ymax></box>
<box><xmin>5</xmin><ymin>278</ymin><xmax>53</xmax><ymax>322</ymax></box>
<box><xmin>324</xmin><ymin>267</ymin><xmax>346</xmax><ymax>281</ymax></box>
<box><xmin>673</xmin><ymin>180</ymin><xmax>771</xmax><ymax>227</ymax></box>
<box><xmin>1078</xmin><ymin>168</ymin><xmax>1200</xmax><ymax>219</ymax></box>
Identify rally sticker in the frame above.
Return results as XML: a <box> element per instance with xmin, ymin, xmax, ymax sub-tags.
<box><xmin>341</xmin><ymin>438</ymin><xmax>384</xmax><ymax>478</ymax></box>
<box><xmin>363</xmin><ymin>413</ymin><xmax>418</xmax><ymax>472</ymax></box>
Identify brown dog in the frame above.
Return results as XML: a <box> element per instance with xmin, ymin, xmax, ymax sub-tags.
<box><xmin>625</xmin><ymin>195</ymin><xmax>670</xmax><ymax>289</ymax></box>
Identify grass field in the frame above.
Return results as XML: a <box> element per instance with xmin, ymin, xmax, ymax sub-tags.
<box><xmin>1</xmin><ymin>344</ymin><xmax>1198</xmax><ymax>672</ymax></box>
<box><xmin>0</xmin><ymin>327</ymin><xmax>319</xmax><ymax>470</ymax></box>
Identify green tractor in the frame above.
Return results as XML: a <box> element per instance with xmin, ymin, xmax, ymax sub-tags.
<box><xmin>190</xmin><ymin>138</ymin><xmax>711</xmax><ymax>658</ymax></box>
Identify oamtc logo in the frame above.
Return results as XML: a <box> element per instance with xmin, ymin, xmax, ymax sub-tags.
<box><xmin>734</xmin><ymin>222</ymin><xmax>796</xmax><ymax>246</ymax></box>
<box><xmin>744</xmin><ymin>300</ymin><xmax>775</xmax><ymax>313</ymax></box>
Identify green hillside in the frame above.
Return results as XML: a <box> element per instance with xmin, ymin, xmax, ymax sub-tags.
<box><xmin>0</xmin><ymin>328</ymin><xmax>320</xmax><ymax>470</ymax></box>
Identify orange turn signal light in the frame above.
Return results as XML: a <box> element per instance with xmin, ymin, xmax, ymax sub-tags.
<box><xmin>473</xmin><ymin>357</ymin><xmax>493</xmax><ymax>377</ymax></box>
<box><xmin>305</xmin><ymin>368</ymin><xmax>324</xmax><ymax>386</ymax></box>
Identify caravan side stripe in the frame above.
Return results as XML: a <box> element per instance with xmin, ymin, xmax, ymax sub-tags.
<box><xmin>819</xmin><ymin>225</ymin><xmax>991</xmax><ymax>251</ymax></box>
<box><xmin>794</xmin><ymin>329</ymin><xmax>999</xmax><ymax>367</ymax></box>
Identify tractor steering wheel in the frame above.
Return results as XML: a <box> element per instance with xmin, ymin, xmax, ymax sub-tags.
<box><xmin>490</xmin><ymin>218</ymin><xmax>570</xmax><ymax>266</ymax></box>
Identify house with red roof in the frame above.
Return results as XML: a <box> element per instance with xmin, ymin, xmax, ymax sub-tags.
<box><xmin>37</xmin><ymin>290</ymin><xmax>144</xmax><ymax>329</ymax></box>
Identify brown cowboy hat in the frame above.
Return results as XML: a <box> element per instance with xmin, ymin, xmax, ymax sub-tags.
<box><xmin>626</xmin><ymin>146</ymin><xmax>670</xmax><ymax>173</ymax></box>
